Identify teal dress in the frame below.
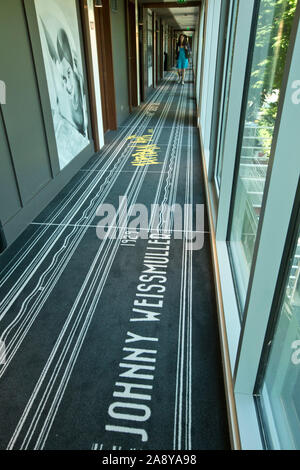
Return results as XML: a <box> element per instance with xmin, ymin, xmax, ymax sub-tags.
<box><xmin>177</xmin><ymin>47</ymin><xmax>188</xmax><ymax>70</ymax></box>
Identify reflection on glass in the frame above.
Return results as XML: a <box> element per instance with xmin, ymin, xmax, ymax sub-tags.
<box><xmin>215</xmin><ymin>0</ymin><xmax>238</xmax><ymax>187</ymax></box>
<box><xmin>259</xmin><ymin>225</ymin><xmax>300</xmax><ymax>449</ymax></box>
<box><xmin>229</xmin><ymin>0</ymin><xmax>297</xmax><ymax>306</ymax></box>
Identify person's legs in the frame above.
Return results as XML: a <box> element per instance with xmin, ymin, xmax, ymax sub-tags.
<box><xmin>182</xmin><ymin>59</ymin><xmax>189</xmax><ymax>84</ymax></box>
<box><xmin>177</xmin><ymin>63</ymin><xmax>182</xmax><ymax>83</ymax></box>
<box><xmin>177</xmin><ymin>68</ymin><xmax>181</xmax><ymax>82</ymax></box>
<box><xmin>181</xmin><ymin>69</ymin><xmax>185</xmax><ymax>84</ymax></box>
<box><xmin>177</xmin><ymin>57</ymin><xmax>181</xmax><ymax>81</ymax></box>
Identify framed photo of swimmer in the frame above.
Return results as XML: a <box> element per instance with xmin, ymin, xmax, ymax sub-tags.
<box><xmin>33</xmin><ymin>0</ymin><xmax>90</xmax><ymax>170</ymax></box>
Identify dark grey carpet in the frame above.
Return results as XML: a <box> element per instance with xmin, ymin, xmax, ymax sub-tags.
<box><xmin>0</xmin><ymin>71</ymin><xmax>230</xmax><ymax>450</ymax></box>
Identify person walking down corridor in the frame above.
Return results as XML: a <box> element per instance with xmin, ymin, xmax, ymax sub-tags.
<box><xmin>176</xmin><ymin>34</ymin><xmax>189</xmax><ymax>85</ymax></box>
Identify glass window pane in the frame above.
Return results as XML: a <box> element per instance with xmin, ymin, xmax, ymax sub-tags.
<box><xmin>196</xmin><ymin>5</ymin><xmax>205</xmax><ymax>104</ymax></box>
<box><xmin>229</xmin><ymin>0</ymin><xmax>297</xmax><ymax>307</ymax></box>
<box><xmin>259</xmin><ymin>221</ymin><xmax>300</xmax><ymax>449</ymax></box>
<box><xmin>215</xmin><ymin>0</ymin><xmax>238</xmax><ymax>187</ymax></box>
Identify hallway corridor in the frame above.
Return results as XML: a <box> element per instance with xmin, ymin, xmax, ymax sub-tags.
<box><xmin>0</xmin><ymin>70</ymin><xmax>229</xmax><ymax>450</ymax></box>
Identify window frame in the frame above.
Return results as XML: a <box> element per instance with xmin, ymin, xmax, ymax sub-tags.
<box><xmin>233</xmin><ymin>3</ymin><xmax>300</xmax><ymax>448</ymax></box>
<box><xmin>210</xmin><ymin>0</ymin><xmax>239</xmax><ymax>193</ymax></box>
<box><xmin>215</xmin><ymin>0</ymin><xmax>256</xmax><ymax>371</ymax></box>
<box><xmin>198</xmin><ymin>0</ymin><xmax>222</xmax><ymax>167</ymax></box>
<box><xmin>199</xmin><ymin>0</ymin><xmax>257</xmax><ymax>448</ymax></box>
<box><xmin>254</xmin><ymin>185</ymin><xmax>300</xmax><ymax>449</ymax></box>
<box><xmin>201</xmin><ymin>0</ymin><xmax>300</xmax><ymax>449</ymax></box>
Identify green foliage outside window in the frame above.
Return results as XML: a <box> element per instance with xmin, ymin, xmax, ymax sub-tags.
<box><xmin>250</xmin><ymin>0</ymin><xmax>298</xmax><ymax>155</ymax></box>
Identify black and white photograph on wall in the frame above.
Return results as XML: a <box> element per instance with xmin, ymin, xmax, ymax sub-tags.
<box><xmin>35</xmin><ymin>0</ymin><xmax>89</xmax><ymax>170</ymax></box>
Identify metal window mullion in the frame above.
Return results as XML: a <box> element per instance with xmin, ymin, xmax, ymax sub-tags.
<box><xmin>209</xmin><ymin>0</ymin><xmax>232</xmax><ymax>182</ymax></box>
<box><xmin>202</xmin><ymin>0</ymin><xmax>222</xmax><ymax>162</ymax></box>
<box><xmin>211</xmin><ymin>0</ymin><xmax>255</xmax><ymax>373</ymax></box>
<box><xmin>200</xmin><ymin>0</ymin><xmax>215</xmax><ymax>137</ymax></box>
<box><xmin>215</xmin><ymin>0</ymin><xmax>255</xmax><ymax>242</ymax></box>
<box><xmin>196</xmin><ymin>3</ymin><xmax>205</xmax><ymax>112</ymax></box>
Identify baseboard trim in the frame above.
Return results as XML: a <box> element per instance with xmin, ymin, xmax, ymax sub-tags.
<box><xmin>197</xmin><ymin>125</ymin><xmax>241</xmax><ymax>451</ymax></box>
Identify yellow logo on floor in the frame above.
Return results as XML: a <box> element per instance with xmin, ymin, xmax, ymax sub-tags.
<box><xmin>127</xmin><ymin>130</ymin><xmax>161</xmax><ymax>167</ymax></box>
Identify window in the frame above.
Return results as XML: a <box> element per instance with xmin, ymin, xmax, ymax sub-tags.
<box><xmin>229</xmin><ymin>0</ymin><xmax>297</xmax><ymax>309</ymax></box>
<box><xmin>257</xmin><ymin>209</ymin><xmax>300</xmax><ymax>449</ymax></box>
<box><xmin>148</xmin><ymin>11</ymin><xmax>153</xmax><ymax>88</ymax></box>
<box><xmin>214</xmin><ymin>0</ymin><xmax>238</xmax><ymax>188</ymax></box>
<box><xmin>195</xmin><ymin>3</ymin><xmax>205</xmax><ymax>107</ymax></box>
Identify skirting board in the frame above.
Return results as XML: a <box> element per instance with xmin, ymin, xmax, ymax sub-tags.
<box><xmin>196</xmin><ymin>124</ymin><xmax>242</xmax><ymax>451</ymax></box>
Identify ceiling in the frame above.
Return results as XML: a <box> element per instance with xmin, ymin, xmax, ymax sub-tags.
<box><xmin>140</xmin><ymin>1</ymin><xmax>201</xmax><ymax>32</ymax></box>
